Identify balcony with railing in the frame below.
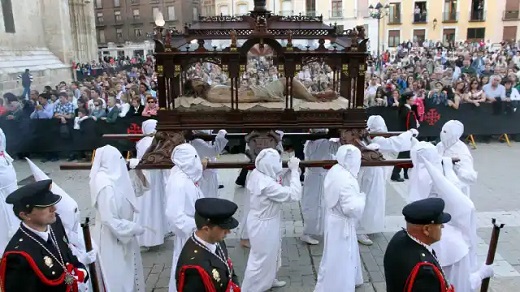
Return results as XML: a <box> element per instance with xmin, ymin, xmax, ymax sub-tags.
<box><xmin>442</xmin><ymin>11</ymin><xmax>458</xmax><ymax>22</ymax></box>
<box><xmin>279</xmin><ymin>10</ymin><xmax>294</xmax><ymax>16</ymax></box>
<box><xmin>306</xmin><ymin>10</ymin><xmax>318</xmax><ymax>17</ymax></box>
<box><xmin>503</xmin><ymin>10</ymin><xmax>520</xmax><ymax>21</ymax></box>
<box><xmin>412</xmin><ymin>12</ymin><xmax>427</xmax><ymax>23</ymax></box>
<box><xmin>469</xmin><ymin>10</ymin><xmax>486</xmax><ymax>21</ymax></box>
<box><xmin>388</xmin><ymin>14</ymin><xmax>401</xmax><ymax>24</ymax></box>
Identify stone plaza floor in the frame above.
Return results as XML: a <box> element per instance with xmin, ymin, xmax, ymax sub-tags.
<box><xmin>11</xmin><ymin>142</ymin><xmax>520</xmax><ymax>292</ymax></box>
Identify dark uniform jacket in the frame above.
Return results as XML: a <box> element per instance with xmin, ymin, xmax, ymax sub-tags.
<box><xmin>397</xmin><ymin>105</ymin><xmax>418</xmax><ymax>131</ymax></box>
<box><xmin>176</xmin><ymin>236</ymin><xmax>239</xmax><ymax>292</ymax></box>
<box><xmin>0</xmin><ymin>215</ymin><xmax>88</xmax><ymax>292</ymax></box>
<box><xmin>384</xmin><ymin>230</ymin><xmax>450</xmax><ymax>292</ymax></box>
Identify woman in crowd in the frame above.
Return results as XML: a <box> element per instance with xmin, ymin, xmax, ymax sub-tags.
<box><xmin>141</xmin><ymin>95</ymin><xmax>158</xmax><ymax>117</ymax></box>
<box><xmin>127</xmin><ymin>96</ymin><xmax>144</xmax><ymax>116</ymax></box>
<box><xmin>464</xmin><ymin>79</ymin><xmax>487</xmax><ymax>106</ymax></box>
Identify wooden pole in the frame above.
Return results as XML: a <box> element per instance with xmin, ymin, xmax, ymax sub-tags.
<box><xmin>60</xmin><ymin>158</ymin><xmax>460</xmax><ymax>170</ymax></box>
<box><xmin>480</xmin><ymin>218</ymin><xmax>505</xmax><ymax>292</ymax></box>
<box><xmin>101</xmin><ymin>131</ymin><xmax>403</xmax><ymax>140</ymax></box>
<box><xmin>81</xmin><ymin>217</ymin><xmax>101</xmax><ymax>292</ymax></box>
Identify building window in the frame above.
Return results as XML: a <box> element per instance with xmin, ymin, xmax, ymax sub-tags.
<box><xmin>133</xmin><ymin>9</ymin><xmax>140</xmax><ymax>20</ymax></box>
<box><xmin>167</xmin><ymin>6</ymin><xmax>175</xmax><ymax>20</ymax></box>
<box><xmin>95</xmin><ymin>0</ymin><xmax>102</xmax><ymax>8</ymax></box>
<box><xmin>470</xmin><ymin>0</ymin><xmax>485</xmax><ymax>21</ymax></box>
<box><xmin>114</xmin><ymin>11</ymin><xmax>122</xmax><ymax>22</ymax></box>
<box><xmin>193</xmin><ymin>7</ymin><xmax>198</xmax><ymax>19</ymax></box>
<box><xmin>467</xmin><ymin>28</ymin><xmax>485</xmax><ymax>40</ymax></box>
<box><xmin>116</xmin><ymin>28</ymin><xmax>123</xmax><ymax>39</ymax></box>
<box><xmin>504</xmin><ymin>0</ymin><xmax>520</xmax><ymax>20</ymax></box>
<box><xmin>306</xmin><ymin>0</ymin><xmax>316</xmax><ymax>16</ymax></box>
<box><xmin>388</xmin><ymin>30</ymin><xmax>400</xmax><ymax>47</ymax></box>
<box><xmin>98</xmin><ymin>29</ymin><xmax>106</xmax><ymax>43</ymax></box>
<box><xmin>134</xmin><ymin>28</ymin><xmax>143</xmax><ymax>37</ymax></box>
<box><xmin>237</xmin><ymin>3</ymin><xmax>248</xmax><ymax>15</ymax></box>
<box><xmin>96</xmin><ymin>12</ymin><xmax>104</xmax><ymax>23</ymax></box>
<box><xmin>388</xmin><ymin>3</ymin><xmax>401</xmax><ymax>23</ymax></box>
<box><xmin>1</xmin><ymin>0</ymin><xmax>15</xmax><ymax>33</ymax></box>
<box><xmin>219</xmin><ymin>5</ymin><xmax>229</xmax><ymax>15</ymax></box>
<box><xmin>281</xmin><ymin>0</ymin><xmax>292</xmax><ymax>16</ymax></box>
<box><xmin>443</xmin><ymin>0</ymin><xmax>457</xmax><ymax>21</ymax></box>
<box><xmin>331</xmin><ymin>0</ymin><xmax>343</xmax><ymax>18</ymax></box>
<box><xmin>413</xmin><ymin>1</ymin><xmax>427</xmax><ymax>23</ymax></box>
<box><xmin>114</xmin><ymin>0</ymin><xmax>120</xmax><ymax>7</ymax></box>
<box><xmin>503</xmin><ymin>26</ymin><xmax>517</xmax><ymax>42</ymax></box>
<box><xmin>130</xmin><ymin>0</ymin><xmax>139</xmax><ymax>4</ymax></box>
<box><xmin>413</xmin><ymin>29</ymin><xmax>426</xmax><ymax>45</ymax></box>
<box><xmin>153</xmin><ymin>7</ymin><xmax>160</xmax><ymax>18</ymax></box>
<box><xmin>442</xmin><ymin>28</ymin><xmax>456</xmax><ymax>44</ymax></box>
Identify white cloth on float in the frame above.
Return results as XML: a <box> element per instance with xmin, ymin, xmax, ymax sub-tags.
<box><xmin>314</xmin><ymin>145</ymin><xmax>365</xmax><ymax>292</ymax></box>
<box><xmin>27</xmin><ymin>158</ymin><xmax>95</xmax><ymax>292</ymax></box>
<box><xmin>89</xmin><ymin>145</ymin><xmax>145</xmax><ymax>292</ymax></box>
<box><xmin>190</xmin><ymin>130</ymin><xmax>228</xmax><ymax>198</ymax></box>
<box><xmin>165</xmin><ymin>143</ymin><xmax>205</xmax><ymax>292</ymax></box>
<box><xmin>409</xmin><ymin>142</ymin><xmax>479</xmax><ymax>291</ymax></box>
<box><xmin>0</xmin><ymin>128</ymin><xmax>19</xmax><ymax>257</ymax></box>
<box><xmin>241</xmin><ymin>149</ymin><xmax>302</xmax><ymax>292</ymax></box>
<box><xmin>302</xmin><ymin>137</ymin><xmax>340</xmax><ymax>237</ymax></box>
<box><xmin>358</xmin><ymin>116</ymin><xmax>415</xmax><ymax>234</ymax></box>
<box><xmin>436</xmin><ymin>120</ymin><xmax>477</xmax><ymax>197</ymax></box>
<box><xmin>134</xmin><ymin>119</ymin><xmax>168</xmax><ymax>247</ymax></box>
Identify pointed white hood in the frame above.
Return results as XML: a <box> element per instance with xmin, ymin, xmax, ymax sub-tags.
<box><xmin>367</xmin><ymin>115</ymin><xmax>388</xmax><ymax>132</ymax></box>
<box><xmin>171</xmin><ymin>143</ymin><xmax>203</xmax><ymax>183</ymax></box>
<box><xmin>136</xmin><ymin>119</ymin><xmax>157</xmax><ymax>160</ymax></box>
<box><xmin>89</xmin><ymin>145</ymin><xmax>137</xmax><ymax>211</ymax></box>
<box><xmin>141</xmin><ymin>119</ymin><xmax>158</xmax><ymax>135</ymax></box>
<box><xmin>408</xmin><ymin>141</ymin><xmax>441</xmax><ymax>203</ymax></box>
<box><xmin>440</xmin><ymin>120</ymin><xmax>464</xmax><ymax>149</ymax></box>
<box><xmin>246</xmin><ymin>148</ymin><xmax>282</xmax><ymax>196</ymax></box>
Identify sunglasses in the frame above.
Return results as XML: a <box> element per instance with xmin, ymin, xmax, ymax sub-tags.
<box><xmin>148</xmin><ymin>100</ymin><xmax>156</xmax><ymax>103</ymax></box>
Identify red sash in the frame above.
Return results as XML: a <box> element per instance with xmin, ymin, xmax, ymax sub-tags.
<box><xmin>177</xmin><ymin>264</ymin><xmax>241</xmax><ymax>292</ymax></box>
<box><xmin>404</xmin><ymin>261</ymin><xmax>454</xmax><ymax>292</ymax></box>
<box><xmin>0</xmin><ymin>251</ymin><xmax>84</xmax><ymax>292</ymax></box>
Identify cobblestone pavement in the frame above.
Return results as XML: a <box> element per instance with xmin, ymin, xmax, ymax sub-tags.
<box><xmin>12</xmin><ymin>142</ymin><xmax>520</xmax><ymax>292</ymax></box>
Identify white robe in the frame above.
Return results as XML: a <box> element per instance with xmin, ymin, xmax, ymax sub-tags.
<box><xmin>165</xmin><ymin>170</ymin><xmax>204</xmax><ymax>292</ymax></box>
<box><xmin>94</xmin><ymin>186</ymin><xmax>145</xmax><ymax>292</ymax></box>
<box><xmin>314</xmin><ymin>145</ymin><xmax>365</xmax><ymax>292</ymax></box>
<box><xmin>241</xmin><ymin>149</ymin><xmax>302</xmax><ymax>292</ymax></box>
<box><xmin>357</xmin><ymin>131</ymin><xmax>413</xmax><ymax>234</ymax></box>
<box><xmin>0</xmin><ymin>155</ymin><xmax>19</xmax><ymax>257</ymax></box>
<box><xmin>134</xmin><ymin>136</ymin><xmax>167</xmax><ymax>247</ymax></box>
<box><xmin>436</xmin><ymin>140</ymin><xmax>477</xmax><ymax>197</ymax></box>
<box><xmin>190</xmin><ymin>135</ymin><xmax>228</xmax><ymax>198</ymax></box>
<box><xmin>302</xmin><ymin>139</ymin><xmax>339</xmax><ymax>236</ymax></box>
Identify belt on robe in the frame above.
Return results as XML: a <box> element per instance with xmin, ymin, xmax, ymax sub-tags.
<box><xmin>328</xmin><ymin>212</ymin><xmax>355</xmax><ymax>238</ymax></box>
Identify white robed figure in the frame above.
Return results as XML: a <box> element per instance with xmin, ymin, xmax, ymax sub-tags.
<box><xmin>0</xmin><ymin>128</ymin><xmax>19</xmax><ymax>256</ymax></box>
<box><xmin>27</xmin><ymin>158</ymin><xmax>97</xmax><ymax>292</ymax></box>
<box><xmin>134</xmin><ymin>119</ymin><xmax>168</xmax><ymax>248</ymax></box>
<box><xmin>89</xmin><ymin>145</ymin><xmax>146</xmax><ymax>292</ymax></box>
<box><xmin>241</xmin><ymin>149</ymin><xmax>302</xmax><ymax>292</ymax></box>
<box><xmin>165</xmin><ymin>143</ymin><xmax>205</xmax><ymax>292</ymax></box>
<box><xmin>190</xmin><ymin>129</ymin><xmax>228</xmax><ymax>198</ymax></box>
<box><xmin>357</xmin><ymin>116</ymin><xmax>417</xmax><ymax>245</ymax></box>
<box><xmin>409</xmin><ymin>142</ymin><xmax>493</xmax><ymax>291</ymax></box>
<box><xmin>314</xmin><ymin>145</ymin><xmax>366</xmax><ymax>292</ymax></box>
<box><xmin>436</xmin><ymin>120</ymin><xmax>477</xmax><ymax>197</ymax></box>
<box><xmin>300</xmin><ymin>129</ymin><xmax>340</xmax><ymax>245</ymax></box>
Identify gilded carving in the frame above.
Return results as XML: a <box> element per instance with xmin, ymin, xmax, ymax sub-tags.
<box><xmin>140</xmin><ymin>131</ymin><xmax>186</xmax><ymax>166</ymax></box>
<box><xmin>339</xmin><ymin>129</ymin><xmax>384</xmax><ymax>162</ymax></box>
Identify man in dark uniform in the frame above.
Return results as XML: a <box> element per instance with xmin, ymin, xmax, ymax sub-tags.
<box><xmin>384</xmin><ymin>197</ymin><xmax>454</xmax><ymax>292</ymax></box>
<box><xmin>0</xmin><ymin>179</ymin><xmax>89</xmax><ymax>292</ymax></box>
<box><xmin>391</xmin><ymin>91</ymin><xmax>418</xmax><ymax>182</ymax></box>
<box><xmin>176</xmin><ymin>198</ymin><xmax>240</xmax><ymax>292</ymax></box>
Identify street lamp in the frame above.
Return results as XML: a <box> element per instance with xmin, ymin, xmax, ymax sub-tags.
<box><xmin>369</xmin><ymin>2</ymin><xmax>389</xmax><ymax>73</ymax></box>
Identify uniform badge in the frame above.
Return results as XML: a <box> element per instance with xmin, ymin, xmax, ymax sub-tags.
<box><xmin>212</xmin><ymin>268</ymin><xmax>221</xmax><ymax>282</ymax></box>
<box><xmin>44</xmin><ymin>256</ymin><xmax>54</xmax><ymax>268</ymax></box>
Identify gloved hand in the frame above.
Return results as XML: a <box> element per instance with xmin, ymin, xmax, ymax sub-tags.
<box><xmin>275</xmin><ymin>130</ymin><xmax>284</xmax><ymax>140</ymax></box>
<box><xmin>410</xmin><ymin>129</ymin><xmax>419</xmax><ymax>137</ymax></box>
<box><xmin>365</xmin><ymin>143</ymin><xmax>380</xmax><ymax>151</ymax></box>
<box><xmin>288</xmin><ymin>157</ymin><xmax>300</xmax><ymax>171</ymax></box>
<box><xmin>478</xmin><ymin>264</ymin><xmax>494</xmax><ymax>279</ymax></box>
<box><xmin>128</xmin><ymin>158</ymin><xmax>140</xmax><ymax>169</ymax></box>
<box><xmin>217</xmin><ymin>129</ymin><xmax>227</xmax><ymax>138</ymax></box>
<box><xmin>83</xmin><ymin>248</ymin><xmax>98</xmax><ymax>264</ymax></box>
<box><xmin>132</xmin><ymin>224</ymin><xmax>146</xmax><ymax>236</ymax></box>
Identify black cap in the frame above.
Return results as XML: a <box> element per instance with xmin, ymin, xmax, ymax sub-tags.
<box><xmin>402</xmin><ymin>198</ymin><xmax>451</xmax><ymax>225</ymax></box>
<box><xmin>195</xmin><ymin>198</ymin><xmax>239</xmax><ymax>230</ymax></box>
<box><xmin>6</xmin><ymin>180</ymin><xmax>61</xmax><ymax>209</ymax></box>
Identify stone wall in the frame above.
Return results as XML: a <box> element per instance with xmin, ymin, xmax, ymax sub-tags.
<box><xmin>0</xmin><ymin>65</ymin><xmax>72</xmax><ymax>97</ymax></box>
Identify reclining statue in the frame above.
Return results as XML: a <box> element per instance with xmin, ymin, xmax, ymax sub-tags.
<box><xmin>183</xmin><ymin>78</ymin><xmax>339</xmax><ymax>103</ymax></box>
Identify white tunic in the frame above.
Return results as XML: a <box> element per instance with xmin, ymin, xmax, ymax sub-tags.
<box><xmin>314</xmin><ymin>145</ymin><xmax>365</xmax><ymax>291</ymax></box>
<box><xmin>134</xmin><ymin>136</ymin><xmax>167</xmax><ymax>247</ymax></box>
<box><xmin>357</xmin><ymin>130</ymin><xmax>413</xmax><ymax>234</ymax></box>
<box><xmin>165</xmin><ymin>143</ymin><xmax>205</xmax><ymax>292</ymax></box>
<box><xmin>0</xmin><ymin>154</ymin><xmax>18</xmax><ymax>257</ymax></box>
<box><xmin>241</xmin><ymin>149</ymin><xmax>302</xmax><ymax>292</ymax></box>
<box><xmin>302</xmin><ymin>138</ymin><xmax>339</xmax><ymax>236</ymax></box>
<box><xmin>190</xmin><ymin>134</ymin><xmax>228</xmax><ymax>198</ymax></box>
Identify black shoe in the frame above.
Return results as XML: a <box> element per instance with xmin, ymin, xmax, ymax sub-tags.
<box><xmin>404</xmin><ymin>173</ymin><xmax>409</xmax><ymax>180</ymax></box>
<box><xmin>391</xmin><ymin>176</ymin><xmax>404</xmax><ymax>182</ymax></box>
<box><xmin>218</xmin><ymin>185</ymin><xmax>224</xmax><ymax>189</ymax></box>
